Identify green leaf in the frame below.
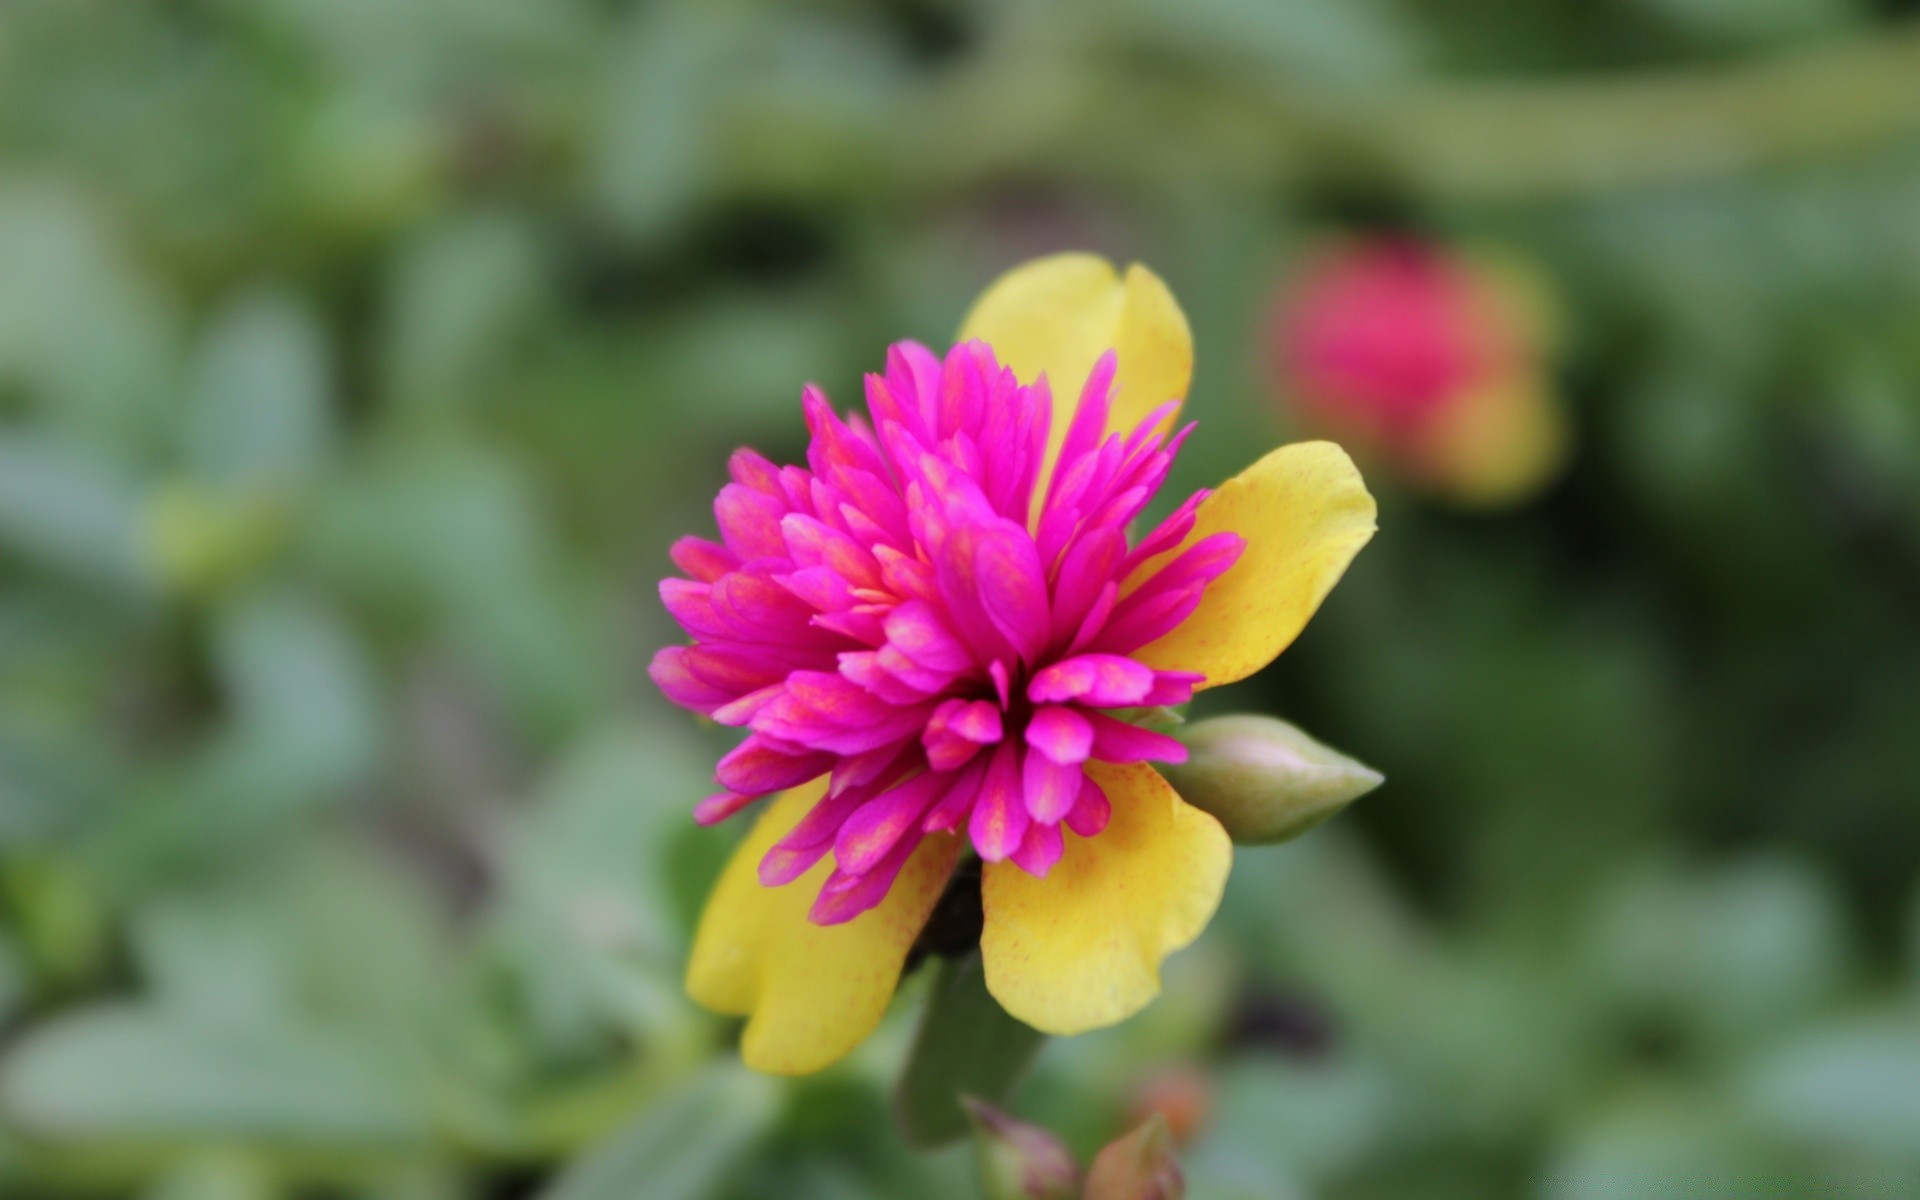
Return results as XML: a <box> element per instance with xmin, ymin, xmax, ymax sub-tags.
<box><xmin>0</xmin><ymin>434</ymin><xmax>152</xmax><ymax>592</ymax></box>
<box><xmin>1741</xmin><ymin>1016</ymin><xmax>1920</xmax><ymax>1163</ymax></box>
<box><xmin>893</xmin><ymin>953</ymin><xmax>1046</xmax><ymax>1149</ymax></box>
<box><xmin>537</xmin><ymin>1064</ymin><xmax>777</xmax><ymax>1200</ymax></box>
<box><xmin>0</xmin><ymin>1005</ymin><xmax>427</xmax><ymax>1144</ymax></box>
<box><xmin>210</xmin><ymin>587</ymin><xmax>383</xmax><ymax>796</ymax></box>
<box><xmin>382</xmin><ymin>213</ymin><xmax>547</xmax><ymax>413</ymax></box>
<box><xmin>183</xmin><ymin>287</ymin><xmax>334</xmax><ymax>489</ymax></box>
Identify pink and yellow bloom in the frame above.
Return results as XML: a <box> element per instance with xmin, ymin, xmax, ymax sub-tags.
<box><xmin>654</xmin><ymin>254</ymin><xmax>1375</xmax><ymax>1073</ymax></box>
<box><xmin>1271</xmin><ymin>236</ymin><xmax>1567</xmax><ymax>508</ymax></box>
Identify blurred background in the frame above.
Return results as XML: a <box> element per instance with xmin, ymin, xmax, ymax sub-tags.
<box><xmin>3</xmin><ymin>1</ymin><xmax>1920</xmax><ymax>1197</ymax></box>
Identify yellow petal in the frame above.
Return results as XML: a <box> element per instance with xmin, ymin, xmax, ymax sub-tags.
<box><xmin>957</xmin><ymin>253</ymin><xmax>1192</xmax><ymax>458</ymax></box>
<box><xmin>979</xmin><ymin>761</ymin><xmax>1230</xmax><ymax>1036</ymax></box>
<box><xmin>1135</xmin><ymin>441</ymin><xmax>1376</xmax><ymax>689</ymax></box>
<box><xmin>685</xmin><ymin>780</ymin><xmax>962</xmax><ymax>1075</ymax></box>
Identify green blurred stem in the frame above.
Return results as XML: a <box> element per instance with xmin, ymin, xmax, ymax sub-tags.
<box><xmin>905</xmin><ymin>23</ymin><xmax>1920</xmax><ymax>201</ymax></box>
<box><xmin>893</xmin><ymin>952</ymin><xmax>1047</xmax><ymax>1148</ymax></box>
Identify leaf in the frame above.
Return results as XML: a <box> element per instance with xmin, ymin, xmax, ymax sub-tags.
<box><xmin>0</xmin><ymin>434</ymin><xmax>152</xmax><ymax>592</ymax></box>
<box><xmin>537</xmin><ymin>1064</ymin><xmax>777</xmax><ymax>1200</ymax></box>
<box><xmin>589</xmin><ymin>3</ymin><xmax>747</xmax><ymax>242</ymax></box>
<box><xmin>1741</xmin><ymin>1016</ymin><xmax>1920</xmax><ymax>1163</ymax></box>
<box><xmin>210</xmin><ymin>586</ymin><xmax>383</xmax><ymax>797</ymax></box>
<box><xmin>382</xmin><ymin>213</ymin><xmax>547</xmax><ymax>413</ymax></box>
<box><xmin>893</xmin><ymin>952</ymin><xmax>1047</xmax><ymax>1148</ymax></box>
<box><xmin>183</xmin><ymin>287</ymin><xmax>334</xmax><ymax>489</ymax></box>
<box><xmin>0</xmin><ymin>1005</ymin><xmax>427</xmax><ymax>1144</ymax></box>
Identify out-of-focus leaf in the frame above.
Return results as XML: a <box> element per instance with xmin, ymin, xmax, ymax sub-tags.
<box><xmin>1741</xmin><ymin>1015</ymin><xmax>1920</xmax><ymax>1164</ymax></box>
<box><xmin>308</xmin><ymin>445</ymin><xmax>605</xmax><ymax>738</ymax></box>
<box><xmin>182</xmin><ymin>287</ymin><xmax>334</xmax><ymax>489</ymax></box>
<box><xmin>1118</xmin><ymin>0</ymin><xmax>1413</xmax><ymax>86</ymax></box>
<box><xmin>1201</xmin><ymin>1055</ymin><xmax>1398</xmax><ymax>1189</ymax></box>
<box><xmin>382</xmin><ymin>213</ymin><xmax>548</xmax><ymax>413</ymax></box>
<box><xmin>210</xmin><ymin>586</ymin><xmax>383</xmax><ymax>795</ymax></box>
<box><xmin>0</xmin><ymin>181</ymin><xmax>180</xmax><ymax>451</ymax></box>
<box><xmin>0</xmin><ymin>434</ymin><xmax>153</xmax><ymax>592</ymax></box>
<box><xmin>1590</xmin><ymin>855</ymin><xmax>1850</xmax><ymax>1047</ymax></box>
<box><xmin>1538</xmin><ymin>1094</ymin><xmax>1808</xmax><ymax>1200</ymax></box>
<box><xmin>1630</xmin><ymin>0</ymin><xmax>1861</xmax><ymax>48</ymax></box>
<box><xmin>286</xmin><ymin>91</ymin><xmax>442</xmax><ymax>236</ymax></box>
<box><xmin>590</xmin><ymin>3</ymin><xmax>747</xmax><ymax>241</ymax></box>
<box><xmin>538</xmin><ymin>1064</ymin><xmax>777</xmax><ymax>1200</ymax></box>
<box><xmin>130</xmin><ymin>894</ymin><xmax>292</xmax><ymax>1032</ymax></box>
<box><xmin>0</xmin><ymin>1005</ymin><xmax>428</xmax><ymax>1144</ymax></box>
<box><xmin>0</xmin><ymin>932</ymin><xmax>24</xmax><ymax>1026</ymax></box>
<box><xmin>486</xmin><ymin>714</ymin><xmax>714</xmax><ymax>1052</ymax></box>
<box><xmin>894</xmin><ymin>952</ymin><xmax>1047</xmax><ymax>1148</ymax></box>
<box><xmin>139</xmin><ymin>1152</ymin><xmax>276</xmax><ymax>1200</ymax></box>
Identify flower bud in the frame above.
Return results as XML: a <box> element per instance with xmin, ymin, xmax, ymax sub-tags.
<box><xmin>1125</xmin><ymin>1063</ymin><xmax>1212</xmax><ymax>1145</ymax></box>
<box><xmin>963</xmin><ymin>1097</ymin><xmax>1081</xmax><ymax>1200</ymax></box>
<box><xmin>1159</xmin><ymin>715</ymin><xmax>1381</xmax><ymax>845</ymax></box>
<box><xmin>1271</xmin><ymin>236</ymin><xmax>1567</xmax><ymax>508</ymax></box>
<box><xmin>1084</xmin><ymin>1114</ymin><xmax>1184</xmax><ymax>1200</ymax></box>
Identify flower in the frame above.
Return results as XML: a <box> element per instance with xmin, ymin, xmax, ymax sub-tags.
<box><xmin>656</xmin><ymin>254</ymin><xmax>1375</xmax><ymax>1073</ymax></box>
<box><xmin>1271</xmin><ymin>236</ymin><xmax>1567</xmax><ymax>507</ymax></box>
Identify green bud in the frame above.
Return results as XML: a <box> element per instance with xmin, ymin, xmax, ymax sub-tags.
<box><xmin>1084</xmin><ymin>1114</ymin><xmax>1184</xmax><ymax>1200</ymax></box>
<box><xmin>1159</xmin><ymin>715</ymin><xmax>1382</xmax><ymax>845</ymax></box>
<box><xmin>963</xmin><ymin>1097</ymin><xmax>1081</xmax><ymax>1200</ymax></box>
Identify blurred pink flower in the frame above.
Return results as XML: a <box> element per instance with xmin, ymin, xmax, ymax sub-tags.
<box><xmin>1272</xmin><ymin>237</ymin><xmax>1567</xmax><ymax>506</ymax></box>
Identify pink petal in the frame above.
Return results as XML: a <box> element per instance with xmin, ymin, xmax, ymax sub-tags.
<box><xmin>692</xmin><ymin>791</ymin><xmax>759</xmax><ymax>826</ymax></box>
<box><xmin>758</xmin><ymin>781</ymin><xmax>877</xmax><ymax>886</ymax></box>
<box><xmin>1028</xmin><ymin>654</ymin><xmax>1155</xmax><ymax>707</ymax></box>
<box><xmin>669</xmin><ymin>536</ymin><xmax>738</xmax><ymax>583</ymax></box>
<box><xmin>968</xmin><ymin>742</ymin><xmax>1028</xmax><ymax>862</ymax></box>
<box><xmin>924</xmin><ymin>698</ymin><xmax>1004</xmax><ymax>771</ymax></box>
<box><xmin>924</xmin><ymin>756</ymin><xmax>987</xmax><ymax>833</ymax></box>
<box><xmin>884</xmin><ymin>601</ymin><xmax>974</xmax><ymax>672</ymax></box>
<box><xmin>833</xmin><ymin>771</ymin><xmax>949</xmax><ymax>875</ymax></box>
<box><xmin>1008</xmin><ymin>818</ymin><xmax>1065</xmax><ymax>878</ymax></box>
<box><xmin>648</xmin><ymin>646</ymin><xmax>733</xmax><ymax>714</ymax></box>
<box><xmin>1086</xmin><ymin>712</ymin><xmax>1188</xmax><ymax>765</ymax></box>
<box><xmin>971</xmin><ymin>523</ymin><xmax>1051</xmax><ymax>663</ymax></box>
<box><xmin>1065</xmin><ymin>774</ymin><xmax>1110</xmax><ymax>837</ymax></box>
<box><xmin>1025</xmin><ymin>705</ymin><xmax>1094</xmax><ymax>764</ymax></box>
<box><xmin>1021</xmin><ymin>751</ymin><xmax>1083</xmax><ymax>824</ymax></box>
<box><xmin>714</xmin><ymin>482</ymin><xmax>790</xmax><ymax>561</ymax></box>
<box><xmin>1141</xmin><ymin>670</ymin><xmax>1206</xmax><ymax>707</ymax></box>
<box><xmin>810</xmin><ymin>827</ymin><xmax>932</xmax><ymax>925</ymax></box>
<box><xmin>715</xmin><ymin>735</ymin><xmax>833</xmax><ymax>796</ymax></box>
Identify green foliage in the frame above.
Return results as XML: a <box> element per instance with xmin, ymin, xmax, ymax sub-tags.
<box><xmin>2</xmin><ymin>0</ymin><xmax>1919</xmax><ymax>1197</ymax></box>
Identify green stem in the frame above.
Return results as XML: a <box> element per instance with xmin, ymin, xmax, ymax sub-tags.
<box><xmin>892</xmin><ymin>952</ymin><xmax>1047</xmax><ymax>1148</ymax></box>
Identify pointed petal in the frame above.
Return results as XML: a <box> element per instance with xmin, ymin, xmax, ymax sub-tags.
<box><xmin>979</xmin><ymin>762</ymin><xmax>1230</xmax><ymax>1036</ymax></box>
<box><xmin>969</xmin><ymin>742</ymin><xmax>1028</xmax><ymax>862</ymax></box>
<box><xmin>958</xmin><ymin>254</ymin><xmax>1192</xmax><ymax>461</ymax></box>
<box><xmin>1135</xmin><ymin>442</ymin><xmax>1376</xmax><ymax>688</ymax></box>
<box><xmin>686</xmin><ymin>780</ymin><xmax>962</xmax><ymax>1075</ymax></box>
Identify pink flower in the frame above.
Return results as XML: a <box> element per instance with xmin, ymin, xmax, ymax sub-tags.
<box><xmin>662</xmin><ymin>253</ymin><xmax>1374</xmax><ymax>1074</ymax></box>
<box><xmin>1272</xmin><ymin>236</ymin><xmax>1566</xmax><ymax>506</ymax></box>
<box><xmin>652</xmin><ymin>339</ymin><xmax>1236</xmax><ymax>924</ymax></box>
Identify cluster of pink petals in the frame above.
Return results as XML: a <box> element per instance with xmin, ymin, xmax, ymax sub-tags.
<box><xmin>651</xmin><ymin>340</ymin><xmax>1243</xmax><ymax>925</ymax></box>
